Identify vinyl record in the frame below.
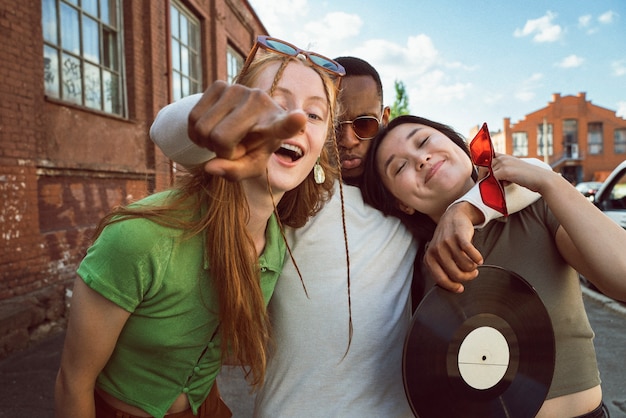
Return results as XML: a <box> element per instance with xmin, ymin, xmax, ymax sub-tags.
<box><xmin>403</xmin><ymin>265</ymin><xmax>555</xmax><ymax>418</ymax></box>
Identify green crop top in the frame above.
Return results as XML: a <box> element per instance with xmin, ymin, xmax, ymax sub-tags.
<box><xmin>77</xmin><ymin>191</ymin><xmax>285</xmax><ymax>417</ymax></box>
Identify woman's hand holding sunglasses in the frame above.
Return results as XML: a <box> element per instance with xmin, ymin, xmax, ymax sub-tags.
<box><xmin>188</xmin><ymin>80</ymin><xmax>307</xmax><ymax>181</ymax></box>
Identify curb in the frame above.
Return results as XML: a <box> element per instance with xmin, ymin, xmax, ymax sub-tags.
<box><xmin>581</xmin><ymin>285</ymin><xmax>626</xmax><ymax>317</ymax></box>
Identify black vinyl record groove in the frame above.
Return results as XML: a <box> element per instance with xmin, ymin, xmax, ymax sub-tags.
<box><xmin>403</xmin><ymin>265</ymin><xmax>555</xmax><ymax>418</ymax></box>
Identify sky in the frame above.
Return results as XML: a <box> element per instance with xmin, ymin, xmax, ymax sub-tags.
<box><xmin>247</xmin><ymin>0</ymin><xmax>626</xmax><ymax>136</ymax></box>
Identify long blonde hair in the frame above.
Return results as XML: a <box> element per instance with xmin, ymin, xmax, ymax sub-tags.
<box><xmin>93</xmin><ymin>52</ymin><xmax>340</xmax><ymax>387</ymax></box>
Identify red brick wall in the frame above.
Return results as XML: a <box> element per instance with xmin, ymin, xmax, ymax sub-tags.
<box><xmin>505</xmin><ymin>93</ymin><xmax>626</xmax><ymax>182</ymax></box>
<box><xmin>0</xmin><ymin>0</ymin><xmax>266</xmax><ymax>358</ymax></box>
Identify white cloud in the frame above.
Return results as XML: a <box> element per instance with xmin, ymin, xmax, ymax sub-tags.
<box><xmin>556</xmin><ymin>54</ymin><xmax>584</xmax><ymax>68</ymax></box>
<box><xmin>345</xmin><ymin>35</ymin><xmax>475</xmax><ymax>122</ymax></box>
<box><xmin>578</xmin><ymin>14</ymin><xmax>592</xmax><ymax>28</ymax></box>
<box><xmin>249</xmin><ymin>0</ymin><xmax>310</xmax><ymax>36</ymax></box>
<box><xmin>304</xmin><ymin>12</ymin><xmax>362</xmax><ymax>43</ymax></box>
<box><xmin>514</xmin><ymin>11</ymin><xmax>563</xmax><ymax>43</ymax></box>
<box><xmin>515</xmin><ymin>73</ymin><xmax>544</xmax><ymax>102</ymax></box>
<box><xmin>617</xmin><ymin>102</ymin><xmax>626</xmax><ymax>119</ymax></box>
<box><xmin>598</xmin><ymin>10</ymin><xmax>617</xmax><ymax>24</ymax></box>
<box><xmin>612</xmin><ymin>60</ymin><xmax>626</xmax><ymax>77</ymax></box>
<box><xmin>578</xmin><ymin>14</ymin><xmax>597</xmax><ymax>34</ymax></box>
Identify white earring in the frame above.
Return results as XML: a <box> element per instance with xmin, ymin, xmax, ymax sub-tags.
<box><xmin>314</xmin><ymin>157</ymin><xmax>325</xmax><ymax>184</ymax></box>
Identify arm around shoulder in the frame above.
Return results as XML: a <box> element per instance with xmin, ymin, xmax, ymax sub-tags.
<box><xmin>150</xmin><ymin>93</ymin><xmax>214</xmax><ymax>168</ymax></box>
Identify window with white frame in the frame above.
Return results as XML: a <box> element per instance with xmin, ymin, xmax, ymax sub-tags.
<box><xmin>170</xmin><ymin>1</ymin><xmax>202</xmax><ymax>101</ymax></box>
<box><xmin>42</xmin><ymin>0</ymin><xmax>125</xmax><ymax>115</ymax></box>
<box><xmin>587</xmin><ymin>122</ymin><xmax>603</xmax><ymax>155</ymax></box>
<box><xmin>512</xmin><ymin>132</ymin><xmax>528</xmax><ymax>157</ymax></box>
<box><xmin>536</xmin><ymin>123</ymin><xmax>553</xmax><ymax>157</ymax></box>
<box><xmin>227</xmin><ymin>45</ymin><xmax>244</xmax><ymax>84</ymax></box>
<box><xmin>615</xmin><ymin>128</ymin><xmax>626</xmax><ymax>154</ymax></box>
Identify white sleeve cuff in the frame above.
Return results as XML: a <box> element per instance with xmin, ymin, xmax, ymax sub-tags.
<box><xmin>450</xmin><ymin>157</ymin><xmax>547</xmax><ymax>228</ymax></box>
<box><xmin>150</xmin><ymin>93</ymin><xmax>215</xmax><ymax>168</ymax></box>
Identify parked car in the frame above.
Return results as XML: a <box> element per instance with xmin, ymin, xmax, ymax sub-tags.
<box><xmin>575</xmin><ymin>181</ymin><xmax>603</xmax><ymax>201</ymax></box>
<box><xmin>593</xmin><ymin>160</ymin><xmax>626</xmax><ymax>229</ymax></box>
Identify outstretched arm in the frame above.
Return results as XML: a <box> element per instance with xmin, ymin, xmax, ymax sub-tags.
<box><xmin>492</xmin><ymin>154</ymin><xmax>626</xmax><ymax>302</ymax></box>
<box><xmin>150</xmin><ymin>81</ymin><xmax>307</xmax><ymax>181</ymax></box>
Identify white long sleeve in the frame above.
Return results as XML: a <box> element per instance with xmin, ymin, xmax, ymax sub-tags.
<box><xmin>150</xmin><ymin>93</ymin><xmax>213</xmax><ymax>168</ymax></box>
<box><xmin>450</xmin><ymin>158</ymin><xmax>550</xmax><ymax>228</ymax></box>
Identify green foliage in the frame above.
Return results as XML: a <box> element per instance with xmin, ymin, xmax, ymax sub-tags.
<box><xmin>390</xmin><ymin>80</ymin><xmax>410</xmax><ymax>120</ymax></box>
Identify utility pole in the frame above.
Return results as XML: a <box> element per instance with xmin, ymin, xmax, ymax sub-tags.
<box><xmin>542</xmin><ymin>117</ymin><xmax>549</xmax><ymax>165</ymax></box>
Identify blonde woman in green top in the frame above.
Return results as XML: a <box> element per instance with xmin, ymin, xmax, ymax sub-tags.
<box><xmin>55</xmin><ymin>37</ymin><xmax>344</xmax><ymax>418</ymax></box>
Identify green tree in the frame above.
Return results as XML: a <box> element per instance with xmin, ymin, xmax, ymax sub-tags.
<box><xmin>390</xmin><ymin>79</ymin><xmax>410</xmax><ymax>120</ymax></box>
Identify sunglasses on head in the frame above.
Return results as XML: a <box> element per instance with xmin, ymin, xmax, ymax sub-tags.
<box><xmin>337</xmin><ymin>116</ymin><xmax>381</xmax><ymax>141</ymax></box>
<box><xmin>241</xmin><ymin>35</ymin><xmax>346</xmax><ymax>79</ymax></box>
<box><xmin>469</xmin><ymin>123</ymin><xmax>508</xmax><ymax>216</ymax></box>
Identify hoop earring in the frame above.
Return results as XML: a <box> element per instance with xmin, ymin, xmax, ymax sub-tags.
<box><xmin>314</xmin><ymin>157</ymin><xmax>325</xmax><ymax>184</ymax></box>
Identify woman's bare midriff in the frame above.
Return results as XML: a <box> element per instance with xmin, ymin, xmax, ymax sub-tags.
<box><xmin>96</xmin><ymin>388</ymin><xmax>190</xmax><ymax>416</ymax></box>
<box><xmin>535</xmin><ymin>385</ymin><xmax>602</xmax><ymax>418</ymax></box>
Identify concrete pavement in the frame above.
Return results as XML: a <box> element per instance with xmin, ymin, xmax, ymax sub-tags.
<box><xmin>0</xmin><ymin>288</ymin><xmax>624</xmax><ymax>417</ymax></box>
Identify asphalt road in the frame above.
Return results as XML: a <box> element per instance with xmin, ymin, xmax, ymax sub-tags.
<box><xmin>0</xmin><ymin>288</ymin><xmax>624</xmax><ymax>417</ymax></box>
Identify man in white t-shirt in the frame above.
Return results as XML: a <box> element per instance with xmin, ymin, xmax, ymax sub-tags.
<box><xmin>150</xmin><ymin>56</ymin><xmax>537</xmax><ymax>417</ymax></box>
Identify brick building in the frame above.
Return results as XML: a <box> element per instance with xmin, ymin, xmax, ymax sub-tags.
<box><xmin>0</xmin><ymin>0</ymin><xmax>266</xmax><ymax>358</ymax></box>
<box><xmin>490</xmin><ymin>92</ymin><xmax>626</xmax><ymax>184</ymax></box>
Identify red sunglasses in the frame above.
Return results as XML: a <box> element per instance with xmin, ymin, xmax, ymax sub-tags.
<box><xmin>469</xmin><ymin>123</ymin><xmax>508</xmax><ymax>216</ymax></box>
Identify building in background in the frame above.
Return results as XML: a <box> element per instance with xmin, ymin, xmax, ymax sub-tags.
<box><xmin>0</xmin><ymin>0</ymin><xmax>266</xmax><ymax>358</ymax></box>
<box><xmin>489</xmin><ymin>92</ymin><xmax>626</xmax><ymax>184</ymax></box>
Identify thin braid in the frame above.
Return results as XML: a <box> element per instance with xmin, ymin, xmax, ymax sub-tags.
<box><xmin>269</xmin><ymin>59</ymin><xmax>289</xmax><ymax>95</ymax></box>
<box><xmin>332</xmin><ymin>138</ymin><xmax>353</xmax><ymax>360</ymax></box>
<box><xmin>267</xmin><ymin>56</ymin><xmax>352</xmax><ymax>357</ymax></box>
<box><xmin>265</xmin><ymin>167</ymin><xmax>310</xmax><ymax>298</ymax></box>
<box><xmin>265</xmin><ymin>58</ymin><xmax>310</xmax><ymax>297</ymax></box>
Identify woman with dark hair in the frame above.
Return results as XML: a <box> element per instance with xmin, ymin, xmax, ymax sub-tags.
<box><xmin>55</xmin><ymin>37</ymin><xmax>344</xmax><ymax>418</ymax></box>
<box><xmin>362</xmin><ymin>115</ymin><xmax>626</xmax><ymax>418</ymax></box>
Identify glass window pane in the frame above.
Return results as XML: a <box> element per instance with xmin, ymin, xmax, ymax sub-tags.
<box><xmin>191</xmin><ymin>79</ymin><xmax>200</xmax><ymax>96</ymax></box>
<box><xmin>171</xmin><ymin>40</ymin><xmax>180</xmax><ymax>70</ymax></box>
<box><xmin>102</xmin><ymin>28</ymin><xmax>118</xmax><ymax>69</ymax></box>
<box><xmin>171</xmin><ymin>8</ymin><xmax>179</xmax><ymax>38</ymax></box>
<box><xmin>61</xmin><ymin>53</ymin><xmax>82</xmax><ymax>104</ymax></box>
<box><xmin>60</xmin><ymin>3</ymin><xmax>80</xmax><ymax>54</ymax></box>
<box><xmin>615</xmin><ymin>129</ymin><xmax>626</xmax><ymax>154</ymax></box>
<box><xmin>189</xmin><ymin>21</ymin><xmax>198</xmax><ymax>50</ymax></box>
<box><xmin>190</xmin><ymin>50</ymin><xmax>199</xmax><ymax>79</ymax></box>
<box><xmin>110</xmin><ymin>73</ymin><xmax>121</xmax><ymax>115</ymax></box>
<box><xmin>171</xmin><ymin>1</ymin><xmax>202</xmax><ymax>98</ymax></box>
<box><xmin>180</xmin><ymin>17</ymin><xmax>189</xmax><ymax>44</ymax></box>
<box><xmin>172</xmin><ymin>72</ymin><xmax>182</xmax><ymax>101</ymax></box>
<box><xmin>82</xmin><ymin>0</ymin><xmax>98</xmax><ymax>16</ymax></box>
<box><xmin>181</xmin><ymin>46</ymin><xmax>189</xmax><ymax>74</ymax></box>
<box><xmin>83</xmin><ymin>16</ymin><xmax>100</xmax><ymax>63</ymax></box>
<box><xmin>84</xmin><ymin>62</ymin><xmax>101</xmax><ymax>109</ymax></box>
<box><xmin>101</xmin><ymin>0</ymin><xmax>115</xmax><ymax>27</ymax></box>
<box><xmin>103</xmin><ymin>70</ymin><xmax>120</xmax><ymax>114</ymax></box>
<box><xmin>182</xmin><ymin>76</ymin><xmax>189</xmax><ymax>98</ymax></box>
<box><xmin>42</xmin><ymin>0</ymin><xmax>58</xmax><ymax>44</ymax></box>
<box><xmin>44</xmin><ymin>45</ymin><xmax>60</xmax><ymax>98</ymax></box>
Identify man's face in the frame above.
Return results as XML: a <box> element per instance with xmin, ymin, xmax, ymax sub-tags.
<box><xmin>337</xmin><ymin>75</ymin><xmax>390</xmax><ymax>181</ymax></box>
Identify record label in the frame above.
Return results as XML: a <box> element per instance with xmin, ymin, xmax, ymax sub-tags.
<box><xmin>403</xmin><ymin>265</ymin><xmax>555</xmax><ymax>418</ymax></box>
<box><xmin>457</xmin><ymin>326</ymin><xmax>509</xmax><ymax>390</ymax></box>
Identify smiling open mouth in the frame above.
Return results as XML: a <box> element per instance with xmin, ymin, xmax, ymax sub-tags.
<box><xmin>275</xmin><ymin>144</ymin><xmax>304</xmax><ymax>162</ymax></box>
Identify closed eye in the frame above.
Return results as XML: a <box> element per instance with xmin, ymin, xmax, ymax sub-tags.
<box><xmin>394</xmin><ymin>161</ymin><xmax>407</xmax><ymax>176</ymax></box>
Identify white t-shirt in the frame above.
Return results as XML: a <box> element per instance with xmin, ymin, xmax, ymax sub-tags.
<box><xmin>255</xmin><ymin>183</ymin><xmax>417</xmax><ymax>417</ymax></box>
